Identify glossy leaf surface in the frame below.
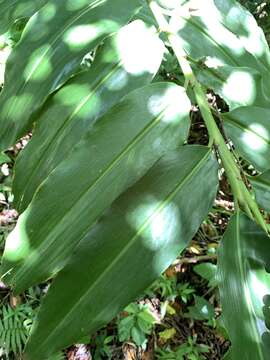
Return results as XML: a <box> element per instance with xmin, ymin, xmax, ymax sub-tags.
<box><xmin>25</xmin><ymin>145</ymin><xmax>218</xmax><ymax>359</ymax></box>
<box><xmin>251</xmin><ymin>171</ymin><xmax>270</xmax><ymax>212</ymax></box>
<box><xmin>171</xmin><ymin>0</ymin><xmax>270</xmax><ymax>108</ymax></box>
<box><xmin>196</xmin><ymin>65</ymin><xmax>269</xmax><ymax>110</ymax></box>
<box><xmin>1</xmin><ymin>82</ymin><xmax>191</xmax><ymax>293</ymax></box>
<box><xmin>218</xmin><ymin>212</ymin><xmax>270</xmax><ymax>360</ymax></box>
<box><xmin>0</xmin><ymin>0</ymin><xmax>48</xmax><ymax>34</ymax></box>
<box><xmin>0</xmin><ymin>0</ymin><xmax>141</xmax><ymax>151</ymax></box>
<box><xmin>13</xmin><ymin>20</ymin><xmax>164</xmax><ymax>212</ymax></box>
<box><xmin>222</xmin><ymin>107</ymin><xmax>270</xmax><ymax>172</ymax></box>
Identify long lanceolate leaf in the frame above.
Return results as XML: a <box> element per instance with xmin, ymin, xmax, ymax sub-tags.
<box><xmin>170</xmin><ymin>0</ymin><xmax>270</xmax><ymax>108</ymax></box>
<box><xmin>13</xmin><ymin>20</ymin><xmax>165</xmax><ymax>213</ymax></box>
<box><xmin>0</xmin><ymin>0</ymin><xmax>49</xmax><ymax>34</ymax></box>
<box><xmin>1</xmin><ymin>82</ymin><xmax>191</xmax><ymax>293</ymax></box>
<box><xmin>218</xmin><ymin>212</ymin><xmax>270</xmax><ymax>360</ymax></box>
<box><xmin>250</xmin><ymin>171</ymin><xmax>270</xmax><ymax>212</ymax></box>
<box><xmin>0</xmin><ymin>0</ymin><xmax>141</xmax><ymax>151</ymax></box>
<box><xmin>25</xmin><ymin>145</ymin><xmax>218</xmax><ymax>359</ymax></box>
<box><xmin>196</xmin><ymin>65</ymin><xmax>269</xmax><ymax>111</ymax></box>
<box><xmin>222</xmin><ymin>107</ymin><xmax>270</xmax><ymax>172</ymax></box>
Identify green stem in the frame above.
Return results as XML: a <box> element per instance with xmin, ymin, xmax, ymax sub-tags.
<box><xmin>148</xmin><ymin>0</ymin><xmax>269</xmax><ymax>233</ymax></box>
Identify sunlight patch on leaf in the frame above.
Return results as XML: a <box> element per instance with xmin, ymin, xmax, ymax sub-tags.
<box><xmin>40</xmin><ymin>3</ymin><xmax>56</xmax><ymax>22</ymax></box>
<box><xmin>222</xmin><ymin>71</ymin><xmax>256</xmax><ymax>105</ymax></box>
<box><xmin>3</xmin><ymin>214</ymin><xmax>30</xmax><ymax>262</ymax></box>
<box><xmin>23</xmin><ymin>44</ymin><xmax>52</xmax><ymax>82</ymax></box>
<box><xmin>126</xmin><ymin>198</ymin><xmax>180</xmax><ymax>251</ymax></box>
<box><xmin>66</xmin><ymin>0</ymin><xmax>92</xmax><ymax>11</ymax></box>
<box><xmin>249</xmin><ymin>271</ymin><xmax>270</xmax><ymax>313</ymax></box>
<box><xmin>147</xmin><ymin>86</ymin><xmax>191</xmax><ymax>122</ymax></box>
<box><xmin>63</xmin><ymin>20</ymin><xmax>118</xmax><ymax>51</ymax></box>
<box><xmin>63</xmin><ymin>24</ymin><xmax>99</xmax><ymax>49</ymax></box>
<box><xmin>105</xmin><ymin>69</ymin><xmax>128</xmax><ymax>91</ymax></box>
<box><xmin>241</xmin><ymin>123</ymin><xmax>269</xmax><ymax>151</ymax></box>
<box><xmin>115</xmin><ymin>20</ymin><xmax>164</xmax><ymax>75</ymax></box>
<box><xmin>226</xmin><ymin>6</ymin><xmax>265</xmax><ymax>58</ymax></box>
<box><xmin>55</xmin><ymin>84</ymin><xmax>91</xmax><ymax>106</ymax></box>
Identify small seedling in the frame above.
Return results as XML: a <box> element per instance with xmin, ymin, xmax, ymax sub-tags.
<box><xmin>185</xmin><ymin>296</ymin><xmax>216</xmax><ymax>327</ymax></box>
<box><xmin>156</xmin><ymin>335</ymin><xmax>210</xmax><ymax>360</ymax></box>
<box><xmin>117</xmin><ymin>303</ymin><xmax>157</xmax><ymax>349</ymax></box>
<box><xmin>92</xmin><ymin>330</ymin><xmax>114</xmax><ymax>360</ymax></box>
<box><xmin>0</xmin><ymin>303</ymin><xmax>35</xmax><ymax>356</ymax></box>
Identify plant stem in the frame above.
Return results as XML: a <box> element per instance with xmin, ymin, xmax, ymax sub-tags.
<box><xmin>148</xmin><ymin>0</ymin><xmax>269</xmax><ymax>233</ymax></box>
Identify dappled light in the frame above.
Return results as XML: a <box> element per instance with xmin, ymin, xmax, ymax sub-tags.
<box><xmin>147</xmin><ymin>85</ymin><xmax>190</xmax><ymax>122</ymax></box>
<box><xmin>23</xmin><ymin>44</ymin><xmax>52</xmax><ymax>82</ymax></box>
<box><xmin>12</xmin><ymin>20</ymin><xmax>165</xmax><ymax>213</ymax></box>
<box><xmin>0</xmin><ymin>0</ymin><xmax>142</xmax><ymax>152</ymax></box>
<box><xmin>39</xmin><ymin>2</ymin><xmax>56</xmax><ymax>22</ymax></box>
<box><xmin>218</xmin><ymin>212</ymin><xmax>270</xmax><ymax>358</ymax></box>
<box><xmin>3</xmin><ymin>211</ymin><xmax>30</xmax><ymax>263</ymax></box>
<box><xmin>18</xmin><ymin>146</ymin><xmax>217</xmax><ymax>356</ymax></box>
<box><xmin>66</xmin><ymin>0</ymin><xmax>92</xmax><ymax>11</ymax></box>
<box><xmin>1</xmin><ymin>0</ymin><xmax>270</xmax><ymax>358</ymax></box>
<box><xmin>222</xmin><ymin>70</ymin><xmax>256</xmax><ymax>105</ymax></box>
<box><xmin>224</xmin><ymin>3</ymin><xmax>270</xmax><ymax>65</ymax></box>
<box><xmin>242</xmin><ymin>123</ymin><xmax>270</xmax><ymax>151</ymax></box>
<box><xmin>2</xmin><ymin>82</ymin><xmax>191</xmax><ymax>294</ymax></box>
<box><xmin>63</xmin><ymin>20</ymin><xmax>118</xmax><ymax>51</ymax></box>
<box><xmin>223</xmin><ymin>107</ymin><xmax>270</xmax><ymax>171</ymax></box>
<box><xmin>55</xmin><ymin>83</ymin><xmax>93</xmax><ymax>106</ymax></box>
<box><xmin>126</xmin><ymin>198</ymin><xmax>180</xmax><ymax>251</ymax></box>
<box><xmin>115</xmin><ymin>20</ymin><xmax>164</xmax><ymax>75</ymax></box>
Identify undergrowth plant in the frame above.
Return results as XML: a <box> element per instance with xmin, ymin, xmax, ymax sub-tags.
<box><xmin>0</xmin><ymin>303</ymin><xmax>34</xmax><ymax>357</ymax></box>
<box><xmin>156</xmin><ymin>335</ymin><xmax>210</xmax><ymax>360</ymax></box>
<box><xmin>0</xmin><ymin>0</ymin><xmax>270</xmax><ymax>359</ymax></box>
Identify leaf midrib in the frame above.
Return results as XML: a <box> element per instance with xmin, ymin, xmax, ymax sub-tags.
<box><xmin>181</xmin><ymin>15</ymin><xmax>239</xmax><ymax>67</ymax></box>
<box><xmin>24</xmin><ymin>0</ymin><xmax>106</xmax><ymax>84</ymax></box>
<box><xmin>16</xmin><ymin>96</ymin><xmax>186</xmax><ymax>278</ymax></box>
<box><xmin>41</xmin><ymin>148</ymin><xmax>212</xmax><ymax>346</ymax></box>
<box><xmin>2</xmin><ymin>0</ymin><xmax>107</xmax><ymax>126</ymax></box>
<box><xmin>18</xmin><ymin>60</ymin><xmax>124</xmax><ymax>211</ymax></box>
<box><xmin>224</xmin><ymin>115</ymin><xmax>270</xmax><ymax>146</ymax></box>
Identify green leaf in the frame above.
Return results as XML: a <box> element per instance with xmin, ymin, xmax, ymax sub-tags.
<box><xmin>217</xmin><ymin>212</ymin><xmax>270</xmax><ymax>360</ymax></box>
<box><xmin>171</xmin><ymin>0</ymin><xmax>270</xmax><ymax>72</ymax></box>
<box><xmin>0</xmin><ymin>0</ymin><xmax>141</xmax><ymax>151</ymax></box>
<box><xmin>250</xmin><ymin>171</ymin><xmax>270</xmax><ymax>212</ymax></box>
<box><xmin>170</xmin><ymin>0</ymin><xmax>270</xmax><ymax>108</ymax></box>
<box><xmin>222</xmin><ymin>106</ymin><xmax>270</xmax><ymax>172</ymax></box>
<box><xmin>193</xmin><ymin>262</ymin><xmax>217</xmax><ymax>287</ymax></box>
<box><xmin>185</xmin><ymin>296</ymin><xmax>215</xmax><ymax>321</ymax></box>
<box><xmin>0</xmin><ymin>152</ymin><xmax>10</xmax><ymax>165</ymax></box>
<box><xmin>1</xmin><ymin>82</ymin><xmax>191</xmax><ymax>293</ymax></box>
<box><xmin>196</xmin><ymin>65</ymin><xmax>269</xmax><ymax>110</ymax></box>
<box><xmin>0</xmin><ymin>0</ymin><xmax>49</xmax><ymax>34</ymax></box>
<box><xmin>118</xmin><ymin>316</ymin><xmax>134</xmax><ymax>342</ymax></box>
<box><xmin>13</xmin><ymin>19</ymin><xmax>165</xmax><ymax>212</ymax></box>
<box><xmin>131</xmin><ymin>327</ymin><xmax>147</xmax><ymax>347</ymax></box>
<box><xmin>24</xmin><ymin>145</ymin><xmax>218</xmax><ymax>358</ymax></box>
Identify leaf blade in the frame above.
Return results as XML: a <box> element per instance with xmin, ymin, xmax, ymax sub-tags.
<box><xmin>1</xmin><ymin>82</ymin><xmax>191</xmax><ymax>292</ymax></box>
<box><xmin>13</xmin><ymin>19</ymin><xmax>165</xmax><ymax>212</ymax></box>
<box><xmin>222</xmin><ymin>106</ymin><xmax>270</xmax><ymax>172</ymax></box>
<box><xmin>0</xmin><ymin>0</ymin><xmax>49</xmax><ymax>34</ymax></box>
<box><xmin>0</xmin><ymin>0</ymin><xmax>141</xmax><ymax>151</ymax></box>
<box><xmin>25</xmin><ymin>145</ymin><xmax>218</xmax><ymax>359</ymax></box>
<box><xmin>250</xmin><ymin>171</ymin><xmax>270</xmax><ymax>212</ymax></box>
<box><xmin>217</xmin><ymin>212</ymin><xmax>270</xmax><ymax>360</ymax></box>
